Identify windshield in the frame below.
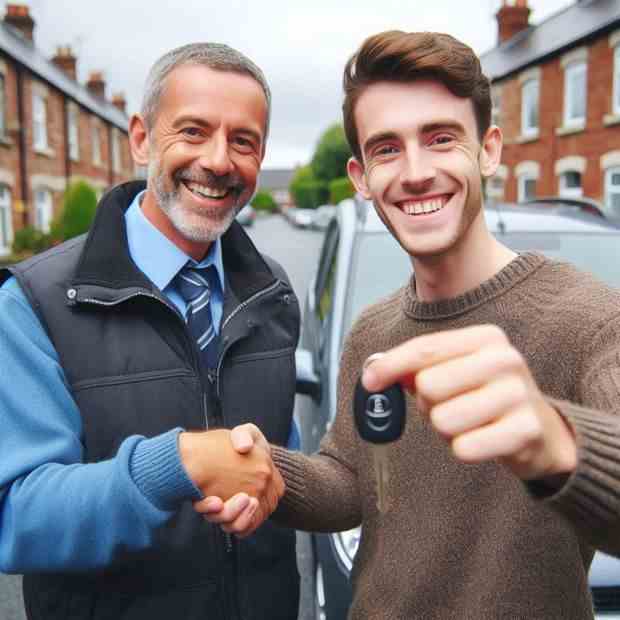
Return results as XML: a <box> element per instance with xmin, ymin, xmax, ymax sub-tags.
<box><xmin>343</xmin><ymin>230</ymin><xmax>620</xmax><ymax>340</ymax></box>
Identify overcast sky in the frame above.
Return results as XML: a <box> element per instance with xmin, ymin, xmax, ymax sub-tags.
<box><xmin>22</xmin><ymin>0</ymin><xmax>572</xmax><ymax>168</ymax></box>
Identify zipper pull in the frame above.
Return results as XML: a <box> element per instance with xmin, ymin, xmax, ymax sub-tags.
<box><xmin>225</xmin><ymin>532</ymin><xmax>233</xmax><ymax>553</ymax></box>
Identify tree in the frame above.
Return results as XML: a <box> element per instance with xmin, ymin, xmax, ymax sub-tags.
<box><xmin>55</xmin><ymin>181</ymin><xmax>98</xmax><ymax>241</ymax></box>
<box><xmin>289</xmin><ymin>164</ymin><xmax>327</xmax><ymax>210</ymax></box>
<box><xmin>251</xmin><ymin>190</ymin><xmax>278</xmax><ymax>213</ymax></box>
<box><xmin>310</xmin><ymin>124</ymin><xmax>352</xmax><ymax>184</ymax></box>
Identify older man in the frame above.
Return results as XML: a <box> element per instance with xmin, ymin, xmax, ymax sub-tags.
<box><xmin>0</xmin><ymin>43</ymin><xmax>299</xmax><ymax>620</ymax></box>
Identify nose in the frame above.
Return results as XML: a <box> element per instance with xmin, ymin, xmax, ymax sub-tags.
<box><xmin>400</xmin><ymin>144</ymin><xmax>436</xmax><ymax>192</ymax></box>
<box><xmin>197</xmin><ymin>134</ymin><xmax>234</xmax><ymax>177</ymax></box>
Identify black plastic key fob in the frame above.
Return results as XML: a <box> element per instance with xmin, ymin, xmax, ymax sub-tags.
<box><xmin>353</xmin><ymin>378</ymin><xmax>406</xmax><ymax>444</ymax></box>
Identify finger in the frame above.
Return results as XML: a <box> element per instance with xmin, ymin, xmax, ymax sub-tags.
<box><xmin>198</xmin><ymin>493</ymin><xmax>251</xmax><ymax>523</ymax></box>
<box><xmin>193</xmin><ymin>496</ymin><xmax>224</xmax><ymax>514</ymax></box>
<box><xmin>362</xmin><ymin>324</ymin><xmax>508</xmax><ymax>392</ymax></box>
<box><xmin>221</xmin><ymin>498</ymin><xmax>259</xmax><ymax>537</ymax></box>
<box><xmin>417</xmin><ymin>345</ymin><xmax>525</xmax><ymax>406</ymax></box>
<box><xmin>230</xmin><ymin>425</ymin><xmax>256</xmax><ymax>453</ymax></box>
<box><xmin>451</xmin><ymin>406</ymin><xmax>542</xmax><ymax>466</ymax></box>
<box><xmin>430</xmin><ymin>375</ymin><xmax>528</xmax><ymax>437</ymax></box>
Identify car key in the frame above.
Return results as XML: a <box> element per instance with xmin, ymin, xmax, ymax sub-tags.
<box><xmin>354</xmin><ymin>378</ymin><xmax>406</xmax><ymax>513</ymax></box>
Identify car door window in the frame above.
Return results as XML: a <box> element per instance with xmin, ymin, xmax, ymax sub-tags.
<box><xmin>315</xmin><ymin>220</ymin><xmax>339</xmax><ymax>324</ymax></box>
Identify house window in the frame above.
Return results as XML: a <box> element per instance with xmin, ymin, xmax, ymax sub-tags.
<box><xmin>564</xmin><ymin>61</ymin><xmax>587</xmax><ymax>126</ymax></box>
<box><xmin>68</xmin><ymin>105</ymin><xmax>79</xmax><ymax>162</ymax></box>
<box><xmin>112</xmin><ymin>130</ymin><xmax>121</xmax><ymax>173</ymax></box>
<box><xmin>33</xmin><ymin>92</ymin><xmax>48</xmax><ymax>151</ymax></box>
<box><xmin>559</xmin><ymin>171</ymin><xmax>583</xmax><ymax>199</ymax></box>
<box><xmin>0</xmin><ymin>74</ymin><xmax>6</xmax><ymax>137</ymax></box>
<box><xmin>91</xmin><ymin>121</ymin><xmax>101</xmax><ymax>165</ymax></box>
<box><xmin>614</xmin><ymin>46</ymin><xmax>620</xmax><ymax>116</ymax></box>
<box><xmin>0</xmin><ymin>185</ymin><xmax>12</xmax><ymax>256</ymax></box>
<box><xmin>605</xmin><ymin>167</ymin><xmax>620</xmax><ymax>218</ymax></box>
<box><xmin>491</xmin><ymin>87</ymin><xmax>502</xmax><ymax>127</ymax></box>
<box><xmin>518</xmin><ymin>174</ymin><xmax>537</xmax><ymax>202</ymax></box>
<box><xmin>521</xmin><ymin>79</ymin><xmax>539</xmax><ymax>137</ymax></box>
<box><xmin>34</xmin><ymin>188</ymin><xmax>53</xmax><ymax>233</ymax></box>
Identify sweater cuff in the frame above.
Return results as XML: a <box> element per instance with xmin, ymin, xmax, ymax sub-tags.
<box><xmin>129</xmin><ymin>428</ymin><xmax>202</xmax><ymax>510</ymax></box>
<box><xmin>271</xmin><ymin>445</ymin><xmax>316</xmax><ymax>515</ymax></box>
<box><xmin>535</xmin><ymin>398</ymin><xmax>620</xmax><ymax>528</ymax></box>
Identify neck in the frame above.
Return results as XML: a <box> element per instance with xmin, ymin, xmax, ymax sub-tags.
<box><xmin>140</xmin><ymin>189</ymin><xmax>211</xmax><ymax>262</ymax></box>
<box><xmin>411</xmin><ymin>213</ymin><xmax>517</xmax><ymax>302</ymax></box>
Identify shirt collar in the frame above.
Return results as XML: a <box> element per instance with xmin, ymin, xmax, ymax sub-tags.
<box><xmin>125</xmin><ymin>190</ymin><xmax>226</xmax><ymax>293</ymax></box>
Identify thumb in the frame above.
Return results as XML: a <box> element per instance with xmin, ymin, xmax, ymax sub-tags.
<box><xmin>230</xmin><ymin>425</ymin><xmax>255</xmax><ymax>454</ymax></box>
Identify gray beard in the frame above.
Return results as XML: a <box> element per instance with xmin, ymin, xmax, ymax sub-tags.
<box><xmin>148</xmin><ymin>157</ymin><xmax>244</xmax><ymax>243</ymax></box>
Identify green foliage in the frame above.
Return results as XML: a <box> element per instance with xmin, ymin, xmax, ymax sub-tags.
<box><xmin>251</xmin><ymin>190</ymin><xmax>278</xmax><ymax>213</ymax></box>
<box><xmin>12</xmin><ymin>226</ymin><xmax>53</xmax><ymax>254</ymax></box>
<box><xmin>311</xmin><ymin>124</ymin><xmax>352</xmax><ymax>183</ymax></box>
<box><xmin>56</xmin><ymin>181</ymin><xmax>98</xmax><ymax>241</ymax></box>
<box><xmin>292</xmin><ymin>180</ymin><xmax>329</xmax><ymax>210</ymax></box>
<box><xmin>329</xmin><ymin>176</ymin><xmax>355</xmax><ymax>205</ymax></box>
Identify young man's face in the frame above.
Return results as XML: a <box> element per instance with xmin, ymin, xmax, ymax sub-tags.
<box><xmin>131</xmin><ymin>64</ymin><xmax>267</xmax><ymax>247</ymax></box>
<box><xmin>348</xmin><ymin>79</ymin><xmax>500</xmax><ymax>259</ymax></box>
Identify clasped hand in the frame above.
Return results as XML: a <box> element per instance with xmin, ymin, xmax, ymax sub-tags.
<box><xmin>179</xmin><ymin>427</ymin><xmax>283</xmax><ymax>537</ymax></box>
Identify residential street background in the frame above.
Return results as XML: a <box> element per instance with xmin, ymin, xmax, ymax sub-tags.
<box><xmin>0</xmin><ymin>213</ymin><xmax>324</xmax><ymax>620</ymax></box>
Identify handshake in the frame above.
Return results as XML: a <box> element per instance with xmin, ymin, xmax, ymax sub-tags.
<box><xmin>179</xmin><ymin>424</ymin><xmax>280</xmax><ymax>537</ymax></box>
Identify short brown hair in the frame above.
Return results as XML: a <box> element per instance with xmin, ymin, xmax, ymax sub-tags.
<box><xmin>343</xmin><ymin>30</ymin><xmax>491</xmax><ymax>161</ymax></box>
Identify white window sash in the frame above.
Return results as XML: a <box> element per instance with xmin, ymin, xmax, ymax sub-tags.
<box><xmin>564</xmin><ymin>62</ymin><xmax>587</xmax><ymax>125</ymax></box>
<box><xmin>521</xmin><ymin>80</ymin><xmax>539</xmax><ymax>135</ymax></box>
<box><xmin>33</xmin><ymin>94</ymin><xmax>48</xmax><ymax>150</ymax></box>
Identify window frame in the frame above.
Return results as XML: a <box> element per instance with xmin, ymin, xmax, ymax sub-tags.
<box><xmin>68</xmin><ymin>105</ymin><xmax>79</xmax><ymax>162</ymax></box>
<box><xmin>0</xmin><ymin>73</ymin><xmax>6</xmax><ymax>138</ymax></box>
<box><xmin>34</xmin><ymin>188</ymin><xmax>53</xmax><ymax>233</ymax></box>
<box><xmin>604</xmin><ymin>166</ymin><xmax>620</xmax><ymax>218</ymax></box>
<box><xmin>563</xmin><ymin>61</ymin><xmax>587</xmax><ymax>127</ymax></box>
<box><xmin>517</xmin><ymin>174</ymin><xmax>537</xmax><ymax>202</ymax></box>
<box><xmin>91</xmin><ymin>120</ymin><xmax>102</xmax><ymax>166</ymax></box>
<box><xmin>112</xmin><ymin>129</ymin><xmax>121</xmax><ymax>173</ymax></box>
<box><xmin>521</xmin><ymin>78</ymin><xmax>539</xmax><ymax>137</ymax></box>
<box><xmin>32</xmin><ymin>92</ymin><xmax>48</xmax><ymax>151</ymax></box>
<box><xmin>558</xmin><ymin>170</ymin><xmax>583</xmax><ymax>199</ymax></box>
<box><xmin>0</xmin><ymin>185</ymin><xmax>13</xmax><ymax>256</ymax></box>
<box><xmin>614</xmin><ymin>45</ymin><xmax>620</xmax><ymax>116</ymax></box>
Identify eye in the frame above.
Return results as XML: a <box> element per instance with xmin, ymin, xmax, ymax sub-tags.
<box><xmin>232</xmin><ymin>135</ymin><xmax>258</xmax><ymax>153</ymax></box>
<box><xmin>181</xmin><ymin>126</ymin><xmax>203</xmax><ymax>139</ymax></box>
<box><xmin>372</xmin><ymin>144</ymin><xmax>399</xmax><ymax>158</ymax></box>
<box><xmin>428</xmin><ymin>134</ymin><xmax>454</xmax><ymax>147</ymax></box>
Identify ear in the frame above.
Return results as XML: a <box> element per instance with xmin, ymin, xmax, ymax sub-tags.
<box><xmin>347</xmin><ymin>157</ymin><xmax>371</xmax><ymax>199</ymax></box>
<box><xmin>479</xmin><ymin>125</ymin><xmax>503</xmax><ymax>179</ymax></box>
<box><xmin>129</xmin><ymin>114</ymin><xmax>151</xmax><ymax>167</ymax></box>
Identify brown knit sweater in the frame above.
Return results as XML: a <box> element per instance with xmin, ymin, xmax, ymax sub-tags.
<box><xmin>273</xmin><ymin>252</ymin><xmax>620</xmax><ymax>620</ymax></box>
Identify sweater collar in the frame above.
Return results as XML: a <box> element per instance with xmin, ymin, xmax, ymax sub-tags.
<box><xmin>402</xmin><ymin>252</ymin><xmax>547</xmax><ymax>321</ymax></box>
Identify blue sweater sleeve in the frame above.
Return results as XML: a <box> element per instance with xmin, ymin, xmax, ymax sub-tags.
<box><xmin>0</xmin><ymin>277</ymin><xmax>201</xmax><ymax>573</ymax></box>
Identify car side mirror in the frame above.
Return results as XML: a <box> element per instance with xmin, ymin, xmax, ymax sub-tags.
<box><xmin>295</xmin><ymin>348</ymin><xmax>321</xmax><ymax>401</ymax></box>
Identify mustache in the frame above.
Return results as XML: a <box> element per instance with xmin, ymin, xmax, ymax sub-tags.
<box><xmin>175</xmin><ymin>169</ymin><xmax>244</xmax><ymax>192</ymax></box>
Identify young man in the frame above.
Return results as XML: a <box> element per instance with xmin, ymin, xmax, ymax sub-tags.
<box><xmin>0</xmin><ymin>43</ymin><xmax>299</xmax><ymax>619</ymax></box>
<box><xmin>203</xmin><ymin>31</ymin><xmax>620</xmax><ymax>618</ymax></box>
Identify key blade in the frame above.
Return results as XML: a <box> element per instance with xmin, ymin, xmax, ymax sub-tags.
<box><xmin>373</xmin><ymin>444</ymin><xmax>390</xmax><ymax>513</ymax></box>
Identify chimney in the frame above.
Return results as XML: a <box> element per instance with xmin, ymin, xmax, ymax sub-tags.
<box><xmin>3</xmin><ymin>4</ymin><xmax>35</xmax><ymax>42</ymax></box>
<box><xmin>52</xmin><ymin>46</ymin><xmax>77</xmax><ymax>80</ymax></box>
<box><xmin>496</xmin><ymin>0</ymin><xmax>531</xmax><ymax>45</ymax></box>
<box><xmin>111</xmin><ymin>92</ymin><xmax>126</xmax><ymax>113</ymax></box>
<box><xmin>86</xmin><ymin>71</ymin><xmax>105</xmax><ymax>99</ymax></box>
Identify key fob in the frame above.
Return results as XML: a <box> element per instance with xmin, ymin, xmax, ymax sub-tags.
<box><xmin>354</xmin><ymin>378</ymin><xmax>406</xmax><ymax>444</ymax></box>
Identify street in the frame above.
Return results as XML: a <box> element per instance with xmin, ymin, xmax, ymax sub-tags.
<box><xmin>0</xmin><ymin>214</ymin><xmax>324</xmax><ymax>620</ymax></box>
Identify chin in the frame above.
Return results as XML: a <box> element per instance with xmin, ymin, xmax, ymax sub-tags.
<box><xmin>170</xmin><ymin>204</ymin><xmax>239</xmax><ymax>244</ymax></box>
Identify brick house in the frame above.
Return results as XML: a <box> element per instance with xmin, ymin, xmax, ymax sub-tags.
<box><xmin>0</xmin><ymin>3</ymin><xmax>134</xmax><ymax>256</ymax></box>
<box><xmin>481</xmin><ymin>0</ymin><xmax>620</xmax><ymax>218</ymax></box>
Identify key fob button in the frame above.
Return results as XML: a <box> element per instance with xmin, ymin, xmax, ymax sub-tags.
<box><xmin>354</xmin><ymin>378</ymin><xmax>406</xmax><ymax>444</ymax></box>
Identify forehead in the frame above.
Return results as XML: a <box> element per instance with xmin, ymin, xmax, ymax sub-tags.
<box><xmin>158</xmin><ymin>64</ymin><xmax>268</xmax><ymax>135</ymax></box>
<box><xmin>354</xmin><ymin>80</ymin><xmax>477</xmax><ymax>144</ymax></box>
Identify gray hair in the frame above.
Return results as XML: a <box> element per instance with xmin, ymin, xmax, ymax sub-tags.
<box><xmin>141</xmin><ymin>42</ymin><xmax>271</xmax><ymax>140</ymax></box>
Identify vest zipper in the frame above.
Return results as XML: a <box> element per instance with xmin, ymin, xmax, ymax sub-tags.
<box><xmin>77</xmin><ymin>290</ymin><xmax>209</xmax><ymax>429</ymax></box>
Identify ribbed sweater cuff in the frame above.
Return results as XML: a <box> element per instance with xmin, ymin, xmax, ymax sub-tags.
<box><xmin>271</xmin><ymin>445</ymin><xmax>316</xmax><ymax>516</ymax></box>
<box><xmin>130</xmin><ymin>428</ymin><xmax>202</xmax><ymax>511</ymax></box>
<box><xmin>537</xmin><ymin>399</ymin><xmax>620</xmax><ymax>528</ymax></box>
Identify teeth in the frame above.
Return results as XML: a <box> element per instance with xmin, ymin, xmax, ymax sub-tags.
<box><xmin>402</xmin><ymin>198</ymin><xmax>445</xmax><ymax>216</ymax></box>
<box><xmin>186</xmin><ymin>181</ymin><xmax>228</xmax><ymax>199</ymax></box>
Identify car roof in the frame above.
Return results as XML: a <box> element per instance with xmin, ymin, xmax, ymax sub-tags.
<box><xmin>348</xmin><ymin>196</ymin><xmax>620</xmax><ymax>235</ymax></box>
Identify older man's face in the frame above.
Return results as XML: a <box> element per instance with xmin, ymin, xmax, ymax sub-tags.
<box><xmin>146</xmin><ymin>64</ymin><xmax>267</xmax><ymax>245</ymax></box>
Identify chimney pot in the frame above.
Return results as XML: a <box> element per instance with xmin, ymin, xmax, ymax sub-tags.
<box><xmin>52</xmin><ymin>45</ymin><xmax>77</xmax><ymax>81</ymax></box>
<box><xmin>86</xmin><ymin>71</ymin><xmax>106</xmax><ymax>99</ymax></box>
<box><xmin>4</xmin><ymin>3</ymin><xmax>35</xmax><ymax>42</ymax></box>
<box><xmin>111</xmin><ymin>92</ymin><xmax>127</xmax><ymax>114</ymax></box>
<box><xmin>496</xmin><ymin>0</ymin><xmax>531</xmax><ymax>44</ymax></box>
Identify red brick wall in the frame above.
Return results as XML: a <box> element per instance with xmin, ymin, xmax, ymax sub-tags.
<box><xmin>495</xmin><ymin>30</ymin><xmax>620</xmax><ymax>205</ymax></box>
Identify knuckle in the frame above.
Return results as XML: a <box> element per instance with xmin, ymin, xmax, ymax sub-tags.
<box><xmin>482</xmin><ymin>324</ymin><xmax>508</xmax><ymax>344</ymax></box>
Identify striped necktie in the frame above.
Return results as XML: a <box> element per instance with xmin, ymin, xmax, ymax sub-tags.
<box><xmin>176</xmin><ymin>264</ymin><xmax>218</xmax><ymax>369</ymax></box>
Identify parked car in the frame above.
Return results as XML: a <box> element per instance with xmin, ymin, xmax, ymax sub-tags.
<box><xmin>295</xmin><ymin>196</ymin><xmax>620</xmax><ymax>620</ymax></box>
<box><xmin>285</xmin><ymin>207</ymin><xmax>315</xmax><ymax>229</ymax></box>
<box><xmin>311</xmin><ymin>204</ymin><xmax>338</xmax><ymax>231</ymax></box>
<box><xmin>236</xmin><ymin>204</ymin><xmax>256</xmax><ymax>227</ymax></box>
